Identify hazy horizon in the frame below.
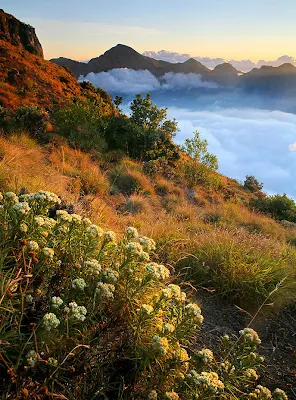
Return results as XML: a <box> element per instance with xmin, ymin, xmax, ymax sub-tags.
<box><xmin>2</xmin><ymin>0</ymin><xmax>296</xmax><ymax>61</ymax></box>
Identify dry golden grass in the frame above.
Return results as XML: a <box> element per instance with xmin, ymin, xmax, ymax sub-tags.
<box><xmin>49</xmin><ymin>145</ymin><xmax>110</xmax><ymax>196</ymax></box>
<box><xmin>0</xmin><ymin>133</ymin><xmax>77</xmax><ymax>202</ymax></box>
<box><xmin>1</xmin><ymin>133</ymin><xmax>296</xmax><ymax>310</ymax></box>
<box><xmin>155</xmin><ymin>175</ymin><xmax>184</xmax><ymax>197</ymax></box>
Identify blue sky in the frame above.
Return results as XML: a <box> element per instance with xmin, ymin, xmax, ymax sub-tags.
<box><xmin>2</xmin><ymin>0</ymin><xmax>296</xmax><ymax>60</ymax></box>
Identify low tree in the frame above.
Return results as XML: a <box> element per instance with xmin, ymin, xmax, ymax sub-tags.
<box><xmin>105</xmin><ymin>93</ymin><xmax>180</xmax><ymax>163</ymax></box>
<box><xmin>244</xmin><ymin>175</ymin><xmax>263</xmax><ymax>192</ymax></box>
<box><xmin>181</xmin><ymin>131</ymin><xmax>218</xmax><ymax>186</ymax></box>
<box><xmin>130</xmin><ymin>93</ymin><xmax>178</xmax><ymax>139</ymax></box>
<box><xmin>114</xmin><ymin>95</ymin><xmax>123</xmax><ymax>111</ymax></box>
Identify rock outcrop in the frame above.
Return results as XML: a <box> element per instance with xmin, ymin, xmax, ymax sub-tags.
<box><xmin>0</xmin><ymin>9</ymin><xmax>43</xmax><ymax>57</ymax></box>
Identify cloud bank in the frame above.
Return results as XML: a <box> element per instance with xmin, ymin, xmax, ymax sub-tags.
<box><xmin>79</xmin><ymin>69</ymin><xmax>219</xmax><ymax>94</ymax></box>
<box><xmin>143</xmin><ymin>50</ymin><xmax>296</xmax><ymax>72</ymax></box>
<box><xmin>169</xmin><ymin>107</ymin><xmax>296</xmax><ymax>197</ymax></box>
<box><xmin>80</xmin><ymin>68</ymin><xmax>296</xmax><ymax>197</ymax></box>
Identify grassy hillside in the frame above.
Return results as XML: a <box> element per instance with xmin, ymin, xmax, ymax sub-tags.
<box><xmin>0</xmin><ymin>12</ymin><xmax>295</xmax><ymax>397</ymax></box>
<box><xmin>0</xmin><ymin>132</ymin><xmax>295</xmax><ymax>310</ymax></box>
<box><xmin>0</xmin><ymin>132</ymin><xmax>295</xmax><ymax>399</ymax></box>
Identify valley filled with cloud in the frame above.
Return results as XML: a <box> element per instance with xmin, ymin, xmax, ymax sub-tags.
<box><xmin>82</xmin><ymin>68</ymin><xmax>296</xmax><ymax>198</ymax></box>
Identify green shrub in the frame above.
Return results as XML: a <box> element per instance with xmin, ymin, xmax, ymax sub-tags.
<box><xmin>0</xmin><ymin>190</ymin><xmax>287</xmax><ymax>399</ymax></box>
<box><xmin>105</xmin><ymin>94</ymin><xmax>180</xmax><ymax>163</ymax></box>
<box><xmin>254</xmin><ymin>193</ymin><xmax>296</xmax><ymax>222</ymax></box>
<box><xmin>52</xmin><ymin>99</ymin><xmax>108</xmax><ymax>153</ymax></box>
<box><xmin>25</xmin><ymin>44</ymin><xmax>41</xmax><ymax>56</ymax></box>
<box><xmin>0</xmin><ymin>106</ymin><xmax>49</xmax><ymax>137</ymax></box>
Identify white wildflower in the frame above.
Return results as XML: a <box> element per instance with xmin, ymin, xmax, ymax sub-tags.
<box><xmin>71</xmin><ymin>214</ymin><xmax>82</xmax><ymax>223</ymax></box>
<box><xmin>51</xmin><ymin>296</ymin><xmax>63</xmax><ymax>308</ymax></box>
<box><xmin>272</xmin><ymin>388</ymin><xmax>288</xmax><ymax>400</ymax></box>
<box><xmin>168</xmin><ymin>284</ymin><xmax>186</xmax><ymax>302</ymax></box>
<box><xmin>165</xmin><ymin>391</ymin><xmax>179</xmax><ymax>400</ymax></box>
<box><xmin>85</xmin><ymin>259</ymin><xmax>102</xmax><ymax>275</ymax></box>
<box><xmin>102</xmin><ymin>268</ymin><xmax>119</xmax><ymax>283</ymax></box>
<box><xmin>5</xmin><ymin>192</ymin><xmax>19</xmax><ymax>203</ymax></box>
<box><xmin>164</xmin><ymin>323</ymin><xmax>175</xmax><ymax>333</ymax></box>
<box><xmin>184</xmin><ymin>303</ymin><xmax>204</xmax><ymax>325</ymax></box>
<box><xmin>43</xmin><ymin>247</ymin><xmax>54</xmax><ymax>258</ymax></box>
<box><xmin>104</xmin><ymin>230</ymin><xmax>116</xmax><ymax>243</ymax></box>
<box><xmin>151</xmin><ymin>335</ymin><xmax>169</xmax><ymax>357</ymax></box>
<box><xmin>33</xmin><ymin>191</ymin><xmax>61</xmax><ymax>205</ymax></box>
<box><xmin>72</xmin><ymin>278</ymin><xmax>86</xmax><ymax>290</ymax></box>
<box><xmin>145</xmin><ymin>262</ymin><xmax>170</xmax><ymax>280</ymax></box>
<box><xmin>147</xmin><ymin>390</ymin><xmax>158</xmax><ymax>400</ymax></box>
<box><xmin>42</xmin><ymin>313</ymin><xmax>60</xmax><ymax>330</ymax></box>
<box><xmin>86</xmin><ymin>224</ymin><xmax>103</xmax><ymax>237</ymax></box>
<box><xmin>140</xmin><ymin>304</ymin><xmax>154</xmax><ymax>315</ymax></box>
<box><xmin>245</xmin><ymin>368</ymin><xmax>259</xmax><ymax>380</ymax></box>
<box><xmin>56</xmin><ymin>210</ymin><xmax>72</xmax><ymax>223</ymax></box>
<box><xmin>187</xmin><ymin>370</ymin><xmax>224</xmax><ymax>392</ymax></box>
<box><xmin>20</xmin><ymin>223</ymin><xmax>28</xmax><ymax>232</ymax></box>
<box><xmin>28</xmin><ymin>241</ymin><xmax>39</xmax><ymax>252</ymax></box>
<box><xmin>126</xmin><ymin>241</ymin><xmax>143</xmax><ymax>258</ymax></box>
<box><xmin>67</xmin><ymin>301</ymin><xmax>87</xmax><ymax>321</ymax></box>
<box><xmin>196</xmin><ymin>348</ymin><xmax>214</xmax><ymax>364</ymax></box>
<box><xmin>34</xmin><ymin>216</ymin><xmax>45</xmax><ymax>226</ymax></box>
<box><xmin>138</xmin><ymin>236</ymin><xmax>156</xmax><ymax>252</ymax></box>
<box><xmin>248</xmin><ymin>385</ymin><xmax>272</xmax><ymax>399</ymax></box>
<box><xmin>13</xmin><ymin>201</ymin><xmax>30</xmax><ymax>214</ymax></box>
<box><xmin>82</xmin><ymin>217</ymin><xmax>92</xmax><ymax>226</ymax></box>
<box><xmin>125</xmin><ymin>226</ymin><xmax>138</xmax><ymax>240</ymax></box>
<box><xmin>95</xmin><ymin>282</ymin><xmax>115</xmax><ymax>299</ymax></box>
<box><xmin>239</xmin><ymin>328</ymin><xmax>261</xmax><ymax>345</ymax></box>
<box><xmin>26</xmin><ymin>350</ymin><xmax>38</xmax><ymax>367</ymax></box>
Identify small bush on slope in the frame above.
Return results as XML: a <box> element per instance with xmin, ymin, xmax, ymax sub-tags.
<box><xmin>52</xmin><ymin>99</ymin><xmax>108</xmax><ymax>153</ymax></box>
<box><xmin>0</xmin><ymin>191</ymin><xmax>288</xmax><ymax>399</ymax></box>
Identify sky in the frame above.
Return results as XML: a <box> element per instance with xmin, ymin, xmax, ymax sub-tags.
<box><xmin>2</xmin><ymin>0</ymin><xmax>296</xmax><ymax>61</ymax></box>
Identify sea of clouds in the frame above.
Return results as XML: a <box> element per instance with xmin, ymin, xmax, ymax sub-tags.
<box><xmin>80</xmin><ymin>68</ymin><xmax>296</xmax><ymax>198</ymax></box>
<box><xmin>170</xmin><ymin>107</ymin><xmax>296</xmax><ymax>198</ymax></box>
<box><xmin>79</xmin><ymin>69</ymin><xmax>219</xmax><ymax>94</ymax></box>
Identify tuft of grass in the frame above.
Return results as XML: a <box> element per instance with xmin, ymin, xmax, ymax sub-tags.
<box><xmin>109</xmin><ymin>164</ymin><xmax>154</xmax><ymax>196</ymax></box>
<box><xmin>119</xmin><ymin>193</ymin><xmax>154</xmax><ymax>215</ymax></box>
<box><xmin>176</xmin><ymin>228</ymin><xmax>296</xmax><ymax>310</ymax></box>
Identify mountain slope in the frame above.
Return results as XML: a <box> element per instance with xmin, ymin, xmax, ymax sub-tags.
<box><xmin>0</xmin><ymin>10</ymin><xmax>117</xmax><ymax>111</ymax></box>
<box><xmin>0</xmin><ymin>9</ymin><xmax>43</xmax><ymax>56</ymax></box>
<box><xmin>240</xmin><ymin>62</ymin><xmax>296</xmax><ymax>95</ymax></box>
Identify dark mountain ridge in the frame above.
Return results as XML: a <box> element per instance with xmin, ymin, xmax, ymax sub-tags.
<box><xmin>50</xmin><ymin>44</ymin><xmax>240</xmax><ymax>85</ymax></box>
<box><xmin>51</xmin><ymin>44</ymin><xmax>296</xmax><ymax>94</ymax></box>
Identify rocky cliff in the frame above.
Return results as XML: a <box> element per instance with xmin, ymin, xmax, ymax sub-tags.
<box><xmin>0</xmin><ymin>9</ymin><xmax>43</xmax><ymax>57</ymax></box>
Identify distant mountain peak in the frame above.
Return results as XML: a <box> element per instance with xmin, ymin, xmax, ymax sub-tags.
<box><xmin>213</xmin><ymin>62</ymin><xmax>240</xmax><ymax>74</ymax></box>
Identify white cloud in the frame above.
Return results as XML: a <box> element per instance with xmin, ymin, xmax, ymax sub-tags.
<box><xmin>80</xmin><ymin>69</ymin><xmax>218</xmax><ymax>94</ymax></box>
<box><xmin>79</xmin><ymin>69</ymin><xmax>161</xmax><ymax>94</ymax></box>
<box><xmin>162</xmin><ymin>72</ymin><xmax>219</xmax><ymax>89</ymax></box>
<box><xmin>168</xmin><ymin>107</ymin><xmax>296</xmax><ymax>197</ymax></box>
<box><xmin>289</xmin><ymin>141</ymin><xmax>296</xmax><ymax>151</ymax></box>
